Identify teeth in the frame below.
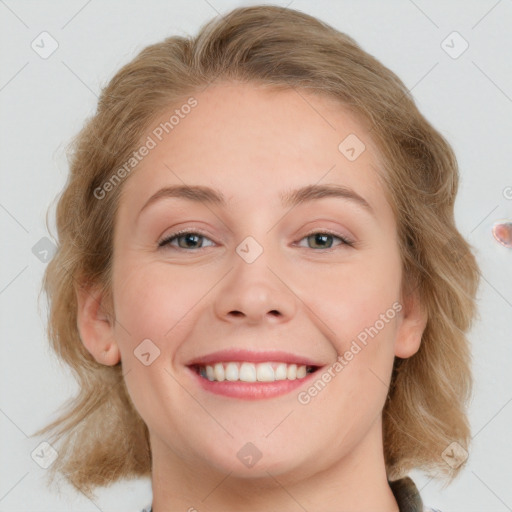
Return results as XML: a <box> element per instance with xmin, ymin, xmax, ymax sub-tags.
<box><xmin>198</xmin><ymin>362</ymin><xmax>312</xmax><ymax>382</ymax></box>
<box><xmin>225</xmin><ymin>362</ymin><xmax>239</xmax><ymax>381</ymax></box>
<box><xmin>275</xmin><ymin>363</ymin><xmax>287</xmax><ymax>380</ymax></box>
<box><xmin>256</xmin><ymin>363</ymin><xmax>274</xmax><ymax>382</ymax></box>
<box><xmin>213</xmin><ymin>363</ymin><xmax>225</xmax><ymax>381</ymax></box>
<box><xmin>239</xmin><ymin>362</ymin><xmax>257</xmax><ymax>382</ymax></box>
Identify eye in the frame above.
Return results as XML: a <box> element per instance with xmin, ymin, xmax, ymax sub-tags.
<box><xmin>158</xmin><ymin>230</ymin><xmax>215</xmax><ymax>250</ymax></box>
<box><xmin>157</xmin><ymin>229</ymin><xmax>354</xmax><ymax>251</ymax></box>
<box><xmin>296</xmin><ymin>231</ymin><xmax>354</xmax><ymax>250</ymax></box>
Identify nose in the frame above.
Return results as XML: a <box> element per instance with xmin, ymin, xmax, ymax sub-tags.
<box><xmin>213</xmin><ymin>248</ymin><xmax>297</xmax><ymax>326</ymax></box>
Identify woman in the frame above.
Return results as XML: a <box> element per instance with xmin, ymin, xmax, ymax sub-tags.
<box><xmin>35</xmin><ymin>5</ymin><xmax>480</xmax><ymax>511</ymax></box>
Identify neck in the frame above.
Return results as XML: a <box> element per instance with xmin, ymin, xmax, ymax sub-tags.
<box><xmin>150</xmin><ymin>417</ymin><xmax>399</xmax><ymax>512</ymax></box>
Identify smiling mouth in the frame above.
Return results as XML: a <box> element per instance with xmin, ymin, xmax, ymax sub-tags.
<box><xmin>185</xmin><ymin>349</ymin><xmax>324</xmax><ymax>399</ymax></box>
<box><xmin>190</xmin><ymin>361</ymin><xmax>320</xmax><ymax>382</ymax></box>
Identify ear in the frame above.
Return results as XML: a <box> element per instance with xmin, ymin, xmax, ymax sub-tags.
<box><xmin>394</xmin><ymin>284</ymin><xmax>428</xmax><ymax>359</ymax></box>
<box><xmin>76</xmin><ymin>282</ymin><xmax>121</xmax><ymax>366</ymax></box>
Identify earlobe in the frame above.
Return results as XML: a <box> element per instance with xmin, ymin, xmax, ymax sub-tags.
<box><xmin>394</xmin><ymin>287</ymin><xmax>428</xmax><ymax>359</ymax></box>
<box><xmin>76</xmin><ymin>282</ymin><xmax>121</xmax><ymax>366</ymax></box>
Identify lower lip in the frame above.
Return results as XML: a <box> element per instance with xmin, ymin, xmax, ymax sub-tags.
<box><xmin>187</xmin><ymin>367</ymin><xmax>320</xmax><ymax>400</ymax></box>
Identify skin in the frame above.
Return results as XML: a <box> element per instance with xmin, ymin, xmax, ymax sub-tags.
<box><xmin>77</xmin><ymin>82</ymin><xmax>427</xmax><ymax>512</ymax></box>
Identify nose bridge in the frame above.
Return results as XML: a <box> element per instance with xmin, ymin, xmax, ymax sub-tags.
<box><xmin>214</xmin><ymin>231</ymin><xmax>296</xmax><ymax>323</ymax></box>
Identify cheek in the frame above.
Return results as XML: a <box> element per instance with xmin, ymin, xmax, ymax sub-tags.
<box><xmin>301</xmin><ymin>258</ymin><xmax>402</xmax><ymax>350</ymax></box>
<box><xmin>311</xmin><ymin>312</ymin><xmax>398</xmax><ymax>439</ymax></box>
<box><xmin>112</xmin><ymin>258</ymin><xmax>214</xmax><ymax>343</ymax></box>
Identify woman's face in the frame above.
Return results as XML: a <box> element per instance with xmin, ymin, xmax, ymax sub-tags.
<box><xmin>103</xmin><ymin>82</ymin><xmax>425</xmax><ymax>481</ymax></box>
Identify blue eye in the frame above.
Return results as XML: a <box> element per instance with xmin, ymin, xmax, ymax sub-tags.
<box><xmin>158</xmin><ymin>230</ymin><xmax>215</xmax><ymax>250</ymax></box>
<box><xmin>158</xmin><ymin>230</ymin><xmax>354</xmax><ymax>251</ymax></box>
<box><xmin>296</xmin><ymin>231</ymin><xmax>354</xmax><ymax>250</ymax></box>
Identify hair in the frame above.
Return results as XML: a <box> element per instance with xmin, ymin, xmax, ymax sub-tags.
<box><xmin>35</xmin><ymin>4</ymin><xmax>481</xmax><ymax>497</ymax></box>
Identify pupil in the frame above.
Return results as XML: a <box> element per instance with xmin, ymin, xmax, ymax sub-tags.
<box><xmin>183</xmin><ymin>234</ymin><xmax>200</xmax><ymax>248</ymax></box>
<box><xmin>311</xmin><ymin>233</ymin><xmax>331</xmax><ymax>248</ymax></box>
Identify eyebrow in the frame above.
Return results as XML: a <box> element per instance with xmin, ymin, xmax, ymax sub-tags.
<box><xmin>138</xmin><ymin>183</ymin><xmax>374</xmax><ymax>216</ymax></box>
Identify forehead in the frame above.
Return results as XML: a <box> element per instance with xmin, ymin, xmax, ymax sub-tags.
<box><xmin>119</xmin><ymin>82</ymin><xmax>392</xmax><ymax>224</ymax></box>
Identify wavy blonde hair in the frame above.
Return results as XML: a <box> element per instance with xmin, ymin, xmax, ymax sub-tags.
<box><xmin>35</xmin><ymin>4</ymin><xmax>481</xmax><ymax>496</ymax></box>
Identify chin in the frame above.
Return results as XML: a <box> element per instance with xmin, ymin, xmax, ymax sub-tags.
<box><xmin>198</xmin><ymin>439</ymin><xmax>310</xmax><ymax>480</ymax></box>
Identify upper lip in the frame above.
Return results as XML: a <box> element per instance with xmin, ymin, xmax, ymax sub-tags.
<box><xmin>186</xmin><ymin>349</ymin><xmax>323</xmax><ymax>367</ymax></box>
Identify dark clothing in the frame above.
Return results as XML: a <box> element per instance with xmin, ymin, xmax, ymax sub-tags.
<box><xmin>140</xmin><ymin>476</ymin><xmax>442</xmax><ymax>511</ymax></box>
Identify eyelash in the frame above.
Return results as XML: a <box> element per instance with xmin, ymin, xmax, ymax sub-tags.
<box><xmin>157</xmin><ymin>228</ymin><xmax>355</xmax><ymax>252</ymax></box>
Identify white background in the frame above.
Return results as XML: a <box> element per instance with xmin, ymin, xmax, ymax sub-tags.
<box><xmin>1</xmin><ymin>0</ymin><xmax>511</xmax><ymax>511</ymax></box>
